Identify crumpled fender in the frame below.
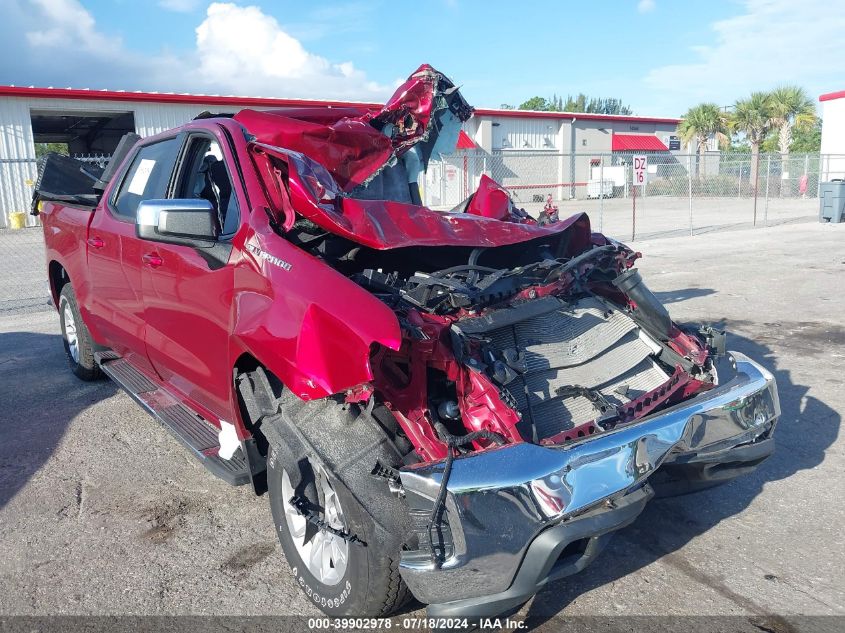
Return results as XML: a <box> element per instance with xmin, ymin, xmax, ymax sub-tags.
<box><xmin>231</xmin><ymin>210</ymin><xmax>401</xmax><ymax>400</ymax></box>
<box><xmin>465</xmin><ymin>174</ymin><xmax>516</xmax><ymax>221</ymax></box>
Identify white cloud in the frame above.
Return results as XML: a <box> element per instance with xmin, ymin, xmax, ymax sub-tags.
<box><xmin>637</xmin><ymin>0</ymin><xmax>655</xmax><ymax>13</ymax></box>
<box><xmin>158</xmin><ymin>0</ymin><xmax>202</xmax><ymax>12</ymax></box>
<box><xmin>2</xmin><ymin>0</ymin><xmax>390</xmax><ymax>101</ymax></box>
<box><xmin>26</xmin><ymin>0</ymin><xmax>119</xmax><ymax>51</ymax></box>
<box><xmin>193</xmin><ymin>3</ymin><xmax>388</xmax><ymax>97</ymax></box>
<box><xmin>641</xmin><ymin>0</ymin><xmax>845</xmax><ymax>116</ymax></box>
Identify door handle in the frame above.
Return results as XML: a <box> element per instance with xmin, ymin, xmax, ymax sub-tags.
<box><xmin>142</xmin><ymin>252</ymin><xmax>163</xmax><ymax>268</ymax></box>
<box><xmin>87</xmin><ymin>236</ymin><xmax>105</xmax><ymax>249</ymax></box>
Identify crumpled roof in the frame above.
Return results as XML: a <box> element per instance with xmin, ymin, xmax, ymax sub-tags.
<box><xmin>235</xmin><ymin>64</ymin><xmax>472</xmax><ymax>192</ymax></box>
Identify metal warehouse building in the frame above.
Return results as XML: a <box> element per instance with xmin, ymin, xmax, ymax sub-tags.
<box><xmin>0</xmin><ymin>85</ymin><xmax>680</xmax><ymax>227</ymax></box>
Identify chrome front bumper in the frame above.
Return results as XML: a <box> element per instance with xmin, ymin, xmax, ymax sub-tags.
<box><xmin>398</xmin><ymin>352</ymin><xmax>780</xmax><ymax>615</ymax></box>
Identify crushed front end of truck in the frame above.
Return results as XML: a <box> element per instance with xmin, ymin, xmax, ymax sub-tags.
<box><xmin>353</xmin><ymin>228</ymin><xmax>778</xmax><ymax>617</ymax></box>
<box><xmin>239</xmin><ymin>65</ymin><xmax>780</xmax><ymax>617</ymax></box>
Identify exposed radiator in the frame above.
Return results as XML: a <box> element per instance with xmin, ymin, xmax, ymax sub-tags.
<box><xmin>484</xmin><ymin>298</ymin><xmax>670</xmax><ymax>440</ymax></box>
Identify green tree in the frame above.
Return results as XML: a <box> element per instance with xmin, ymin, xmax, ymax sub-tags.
<box><xmin>730</xmin><ymin>92</ymin><xmax>773</xmax><ymax>195</ymax></box>
<box><xmin>519</xmin><ymin>96</ymin><xmax>553</xmax><ymax>111</ymax></box>
<box><xmin>677</xmin><ymin>103</ymin><xmax>728</xmax><ymax>176</ymax></box>
<box><xmin>517</xmin><ymin>93</ymin><xmax>632</xmax><ymax>114</ymax></box>
<box><xmin>790</xmin><ymin>118</ymin><xmax>822</xmax><ymax>153</ymax></box>
<box><xmin>34</xmin><ymin>142</ymin><xmax>68</xmax><ymax>158</ymax></box>
<box><xmin>768</xmin><ymin>86</ymin><xmax>817</xmax><ymax>159</ymax></box>
<box><xmin>563</xmin><ymin>93</ymin><xmax>632</xmax><ymax>115</ymax></box>
<box><xmin>760</xmin><ymin>129</ymin><xmax>779</xmax><ymax>153</ymax></box>
<box><xmin>564</xmin><ymin>93</ymin><xmax>587</xmax><ymax>112</ymax></box>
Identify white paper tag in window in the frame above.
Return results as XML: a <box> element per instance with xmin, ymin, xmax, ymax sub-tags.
<box><xmin>127</xmin><ymin>159</ymin><xmax>155</xmax><ymax>195</ymax></box>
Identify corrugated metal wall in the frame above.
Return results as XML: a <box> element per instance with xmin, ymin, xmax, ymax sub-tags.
<box><xmin>0</xmin><ymin>96</ymin><xmax>255</xmax><ymax>227</ymax></box>
<box><xmin>133</xmin><ymin>103</ymin><xmax>216</xmax><ymax>137</ymax></box>
<box><xmin>0</xmin><ymin>98</ymin><xmax>38</xmax><ymax>227</ymax></box>
<box><xmin>491</xmin><ymin>117</ymin><xmax>561</xmax><ymax>151</ymax></box>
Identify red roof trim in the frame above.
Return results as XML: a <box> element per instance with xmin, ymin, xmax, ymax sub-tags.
<box><xmin>819</xmin><ymin>90</ymin><xmax>845</xmax><ymax>102</ymax></box>
<box><xmin>473</xmin><ymin>107</ymin><xmax>680</xmax><ymax>125</ymax></box>
<box><xmin>611</xmin><ymin>134</ymin><xmax>669</xmax><ymax>152</ymax></box>
<box><xmin>0</xmin><ymin>85</ymin><xmax>381</xmax><ymax>109</ymax></box>
<box><xmin>0</xmin><ymin>86</ymin><xmax>681</xmax><ymax>124</ymax></box>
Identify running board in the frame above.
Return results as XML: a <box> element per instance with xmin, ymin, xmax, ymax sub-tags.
<box><xmin>96</xmin><ymin>354</ymin><xmax>252</xmax><ymax>486</ymax></box>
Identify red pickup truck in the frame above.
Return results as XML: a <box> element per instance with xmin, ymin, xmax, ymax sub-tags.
<box><xmin>35</xmin><ymin>66</ymin><xmax>779</xmax><ymax>620</ymax></box>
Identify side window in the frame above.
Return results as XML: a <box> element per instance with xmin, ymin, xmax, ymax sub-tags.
<box><xmin>175</xmin><ymin>137</ymin><xmax>240</xmax><ymax>238</ymax></box>
<box><xmin>111</xmin><ymin>137</ymin><xmax>180</xmax><ymax>221</ymax></box>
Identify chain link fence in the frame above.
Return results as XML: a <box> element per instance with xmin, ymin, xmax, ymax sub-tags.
<box><xmin>0</xmin><ymin>151</ymin><xmax>837</xmax><ymax>315</ymax></box>
<box><xmin>0</xmin><ymin>154</ymin><xmax>110</xmax><ymax>315</ymax></box>
<box><xmin>424</xmin><ymin>150</ymin><xmax>831</xmax><ymax>241</ymax></box>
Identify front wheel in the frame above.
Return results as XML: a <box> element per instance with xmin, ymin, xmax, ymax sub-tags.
<box><xmin>263</xmin><ymin>396</ymin><xmax>412</xmax><ymax>617</ymax></box>
<box><xmin>58</xmin><ymin>284</ymin><xmax>101</xmax><ymax>381</ymax></box>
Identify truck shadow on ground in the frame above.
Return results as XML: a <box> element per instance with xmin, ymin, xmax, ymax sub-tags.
<box><xmin>653</xmin><ymin>287</ymin><xmax>716</xmax><ymax>305</ymax></box>
<box><xmin>0</xmin><ymin>329</ymin><xmax>116</xmax><ymax>510</ymax></box>
<box><xmin>525</xmin><ymin>324</ymin><xmax>840</xmax><ymax>623</ymax></box>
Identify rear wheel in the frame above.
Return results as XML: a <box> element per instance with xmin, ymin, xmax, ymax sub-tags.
<box><xmin>58</xmin><ymin>284</ymin><xmax>101</xmax><ymax>381</ymax></box>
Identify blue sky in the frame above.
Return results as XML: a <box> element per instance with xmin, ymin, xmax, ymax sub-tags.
<box><xmin>1</xmin><ymin>0</ymin><xmax>843</xmax><ymax>117</ymax></box>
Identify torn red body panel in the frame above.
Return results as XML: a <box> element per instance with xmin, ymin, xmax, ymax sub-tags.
<box><xmin>236</xmin><ymin>109</ymin><xmax>394</xmax><ymax>191</ymax></box>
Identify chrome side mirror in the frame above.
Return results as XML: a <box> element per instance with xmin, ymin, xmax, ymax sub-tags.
<box><xmin>136</xmin><ymin>199</ymin><xmax>218</xmax><ymax>247</ymax></box>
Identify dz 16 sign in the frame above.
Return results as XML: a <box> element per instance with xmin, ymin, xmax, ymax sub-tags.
<box><xmin>633</xmin><ymin>155</ymin><xmax>648</xmax><ymax>186</ymax></box>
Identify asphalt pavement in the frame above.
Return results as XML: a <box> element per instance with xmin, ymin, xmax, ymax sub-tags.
<box><xmin>0</xmin><ymin>220</ymin><xmax>843</xmax><ymax>630</ymax></box>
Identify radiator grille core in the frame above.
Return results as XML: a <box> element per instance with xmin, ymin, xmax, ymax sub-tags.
<box><xmin>483</xmin><ymin>298</ymin><xmax>670</xmax><ymax>440</ymax></box>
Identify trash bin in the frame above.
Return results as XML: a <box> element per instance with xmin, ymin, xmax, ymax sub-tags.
<box><xmin>819</xmin><ymin>180</ymin><xmax>845</xmax><ymax>223</ymax></box>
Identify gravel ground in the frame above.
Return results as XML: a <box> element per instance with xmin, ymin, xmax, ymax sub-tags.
<box><xmin>0</xmin><ymin>220</ymin><xmax>843</xmax><ymax>630</ymax></box>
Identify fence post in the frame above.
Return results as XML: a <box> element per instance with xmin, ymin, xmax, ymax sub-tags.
<box><xmin>818</xmin><ymin>154</ymin><xmax>827</xmax><ymax>197</ymax></box>
<box><xmin>631</xmin><ymin>164</ymin><xmax>636</xmax><ymax>242</ymax></box>
<box><xmin>439</xmin><ymin>159</ymin><xmax>445</xmax><ymax>207</ymax></box>
<box><xmin>737</xmin><ymin>162</ymin><xmax>742</xmax><ymax>198</ymax></box>
<box><xmin>599</xmin><ymin>155</ymin><xmax>604</xmax><ymax>232</ymax></box>
<box><xmin>624</xmin><ymin>159</ymin><xmax>629</xmax><ymax>199</ymax></box>
<box><xmin>688</xmin><ymin>153</ymin><xmax>693</xmax><ymax>236</ymax></box>
<box><xmin>764</xmin><ymin>154</ymin><xmax>771</xmax><ymax>224</ymax></box>
<box><xmin>557</xmin><ymin>151</ymin><xmax>565</xmax><ymax>201</ymax></box>
<box><xmin>752</xmin><ymin>151</ymin><xmax>760</xmax><ymax>226</ymax></box>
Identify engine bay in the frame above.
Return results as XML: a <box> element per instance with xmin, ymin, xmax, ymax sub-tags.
<box><xmin>282</xmin><ymin>215</ymin><xmax>720</xmax><ymax>463</ymax></box>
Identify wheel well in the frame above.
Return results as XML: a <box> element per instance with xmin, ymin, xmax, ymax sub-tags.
<box><xmin>49</xmin><ymin>261</ymin><xmax>69</xmax><ymax>306</ymax></box>
<box><xmin>232</xmin><ymin>354</ymin><xmax>415</xmax><ymax>491</ymax></box>
<box><xmin>233</xmin><ymin>353</ymin><xmax>284</xmax><ymax>451</ymax></box>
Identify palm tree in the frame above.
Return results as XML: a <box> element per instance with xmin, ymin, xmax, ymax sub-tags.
<box><xmin>677</xmin><ymin>103</ymin><xmax>728</xmax><ymax>177</ymax></box>
<box><xmin>731</xmin><ymin>92</ymin><xmax>773</xmax><ymax>223</ymax></box>
<box><xmin>769</xmin><ymin>86</ymin><xmax>817</xmax><ymax>158</ymax></box>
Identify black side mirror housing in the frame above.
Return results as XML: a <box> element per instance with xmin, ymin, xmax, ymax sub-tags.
<box><xmin>136</xmin><ymin>199</ymin><xmax>218</xmax><ymax>247</ymax></box>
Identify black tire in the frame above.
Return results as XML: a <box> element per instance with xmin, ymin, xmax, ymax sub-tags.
<box><xmin>58</xmin><ymin>284</ymin><xmax>101</xmax><ymax>381</ymax></box>
<box><xmin>262</xmin><ymin>392</ymin><xmax>413</xmax><ymax>617</ymax></box>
